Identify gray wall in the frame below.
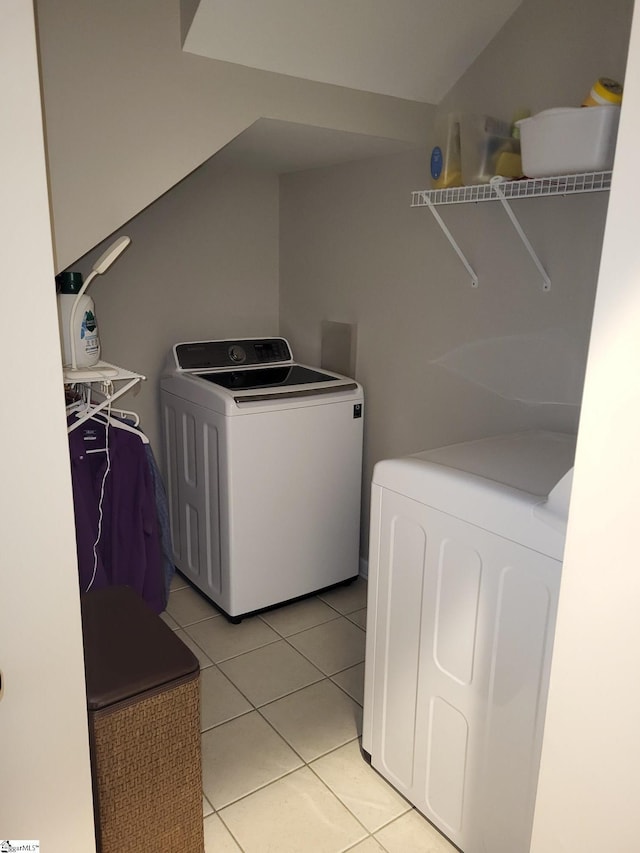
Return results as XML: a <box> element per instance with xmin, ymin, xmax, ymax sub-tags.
<box><xmin>73</xmin><ymin>156</ymin><xmax>280</xmax><ymax>453</ymax></box>
<box><xmin>279</xmin><ymin>152</ymin><xmax>609</xmax><ymax>556</ymax></box>
<box><xmin>279</xmin><ymin>0</ymin><xmax>633</xmax><ymax>557</ymax></box>
<box><xmin>438</xmin><ymin>0</ymin><xmax>633</xmax><ymax>118</ymax></box>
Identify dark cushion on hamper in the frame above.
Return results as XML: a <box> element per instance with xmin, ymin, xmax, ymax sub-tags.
<box><xmin>81</xmin><ymin>585</ymin><xmax>199</xmax><ymax>711</ymax></box>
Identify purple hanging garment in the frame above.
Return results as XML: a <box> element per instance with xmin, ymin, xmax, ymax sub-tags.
<box><xmin>68</xmin><ymin>415</ymin><xmax>166</xmax><ymax>613</ymax></box>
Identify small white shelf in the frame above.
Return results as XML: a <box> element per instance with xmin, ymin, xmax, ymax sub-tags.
<box><xmin>64</xmin><ymin>361</ymin><xmax>145</xmax><ymax>432</ymax></box>
<box><xmin>411</xmin><ymin>171</ymin><xmax>613</xmax><ymax>290</ymax></box>
<box><xmin>63</xmin><ymin>360</ymin><xmax>143</xmax><ymax>385</ymax></box>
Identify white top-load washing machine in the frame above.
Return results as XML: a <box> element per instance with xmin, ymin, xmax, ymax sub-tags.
<box><xmin>362</xmin><ymin>430</ymin><xmax>576</xmax><ymax>853</ymax></box>
<box><xmin>160</xmin><ymin>337</ymin><xmax>364</xmax><ymax>621</ymax></box>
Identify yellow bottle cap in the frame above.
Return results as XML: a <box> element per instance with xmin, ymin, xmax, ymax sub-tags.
<box><xmin>583</xmin><ymin>77</ymin><xmax>623</xmax><ymax>106</ymax></box>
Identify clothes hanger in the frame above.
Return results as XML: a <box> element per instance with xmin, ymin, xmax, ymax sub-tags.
<box><xmin>108</xmin><ymin>407</ymin><xmax>140</xmax><ymax>427</ymax></box>
<box><xmin>106</xmin><ymin>414</ymin><xmax>149</xmax><ymax>444</ymax></box>
<box><xmin>89</xmin><ymin>409</ymin><xmax>149</xmax><ymax>444</ymax></box>
<box><xmin>66</xmin><ymin>386</ymin><xmax>147</xmax><ymax>443</ymax></box>
<box><xmin>66</xmin><ymin>400</ymin><xmax>88</xmax><ymax>414</ymax></box>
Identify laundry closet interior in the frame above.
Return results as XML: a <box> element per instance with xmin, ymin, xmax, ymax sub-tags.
<box><xmin>31</xmin><ymin>0</ymin><xmax>637</xmax><ymax>849</ymax></box>
<box><xmin>48</xmin><ymin>1</ymin><xmax>631</xmax><ymax>543</ymax></box>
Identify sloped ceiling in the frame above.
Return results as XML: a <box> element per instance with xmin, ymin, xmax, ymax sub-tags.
<box><xmin>213</xmin><ymin>118</ymin><xmax>421</xmax><ymax>173</ymax></box>
<box><xmin>183</xmin><ymin>0</ymin><xmax>524</xmax><ymax>104</ymax></box>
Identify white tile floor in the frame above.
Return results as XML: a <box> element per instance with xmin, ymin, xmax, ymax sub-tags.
<box><xmin>163</xmin><ymin>573</ymin><xmax>458</xmax><ymax>853</ymax></box>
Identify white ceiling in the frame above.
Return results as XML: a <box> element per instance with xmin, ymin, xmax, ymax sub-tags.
<box><xmin>183</xmin><ymin>0</ymin><xmax>523</xmax><ymax>104</ymax></box>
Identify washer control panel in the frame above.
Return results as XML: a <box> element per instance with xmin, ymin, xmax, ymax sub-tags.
<box><xmin>174</xmin><ymin>338</ymin><xmax>292</xmax><ymax>371</ymax></box>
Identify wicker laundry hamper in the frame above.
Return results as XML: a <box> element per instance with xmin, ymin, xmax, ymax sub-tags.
<box><xmin>81</xmin><ymin>585</ymin><xmax>203</xmax><ymax>853</ymax></box>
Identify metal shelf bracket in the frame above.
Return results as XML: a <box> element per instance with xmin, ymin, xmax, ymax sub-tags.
<box><xmin>412</xmin><ymin>172</ymin><xmax>612</xmax><ymax>292</ymax></box>
<box><xmin>493</xmin><ymin>182</ymin><xmax>551</xmax><ymax>291</ymax></box>
<box><xmin>425</xmin><ymin>197</ymin><xmax>479</xmax><ymax>288</ymax></box>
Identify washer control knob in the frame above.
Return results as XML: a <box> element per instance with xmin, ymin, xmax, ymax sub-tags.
<box><xmin>228</xmin><ymin>345</ymin><xmax>246</xmax><ymax>364</ymax></box>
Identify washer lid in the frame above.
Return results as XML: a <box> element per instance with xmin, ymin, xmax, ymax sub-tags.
<box><xmin>196</xmin><ymin>364</ymin><xmax>339</xmax><ymax>391</ymax></box>
<box><xmin>373</xmin><ymin>430</ymin><xmax>577</xmax><ymax>558</ymax></box>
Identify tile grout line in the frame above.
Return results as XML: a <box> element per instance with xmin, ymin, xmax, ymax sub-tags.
<box><xmin>212</xmin><ymin>735</ymin><xmax>372</xmax><ymax>851</ymax></box>
<box><xmin>208</xmin><ymin>735</ymin><xmax>411</xmax><ymax>853</ymax></box>
<box><xmin>257</xmin><ymin>611</ymin><xmax>342</xmax><ymax>638</ymax></box>
<box><xmin>176</xmin><ymin>628</ymin><xmax>218</xmax><ymax>667</ymax></box>
<box><xmin>277</xmin><ymin>615</ymin><xmax>366</xmax><ymax>678</ymax></box>
<box><xmin>181</xmin><ymin>579</ymin><xmax>371</xmax><ymax>851</ymax></box>
<box><xmin>328</xmin><ymin>673</ymin><xmax>365</xmax><ymax>706</ymax></box>
<box><xmin>167</xmin><ymin>613</ymin><xmax>220</xmax><ymax>630</ymax></box>
<box><xmin>212</xmin><ymin>761</ymin><xmax>306</xmax><ymax>813</ymax></box>
<box><xmin>180</xmin><ymin>609</ymin><xmax>363</xmax><ymax>677</ymax></box>
<box><xmin>198</xmin><ymin>664</ymin><xmax>254</xmax><ymax>735</ymax></box>
<box><xmin>205</xmin><ymin>809</ymin><xmax>245</xmax><ymax>852</ymax></box>
<box><xmin>196</xmin><ymin>615</ymin><xmax>365</xmax><ymax>733</ymax></box>
<box><xmin>303</xmin><ymin>738</ymin><xmax>409</xmax><ymax>847</ymax></box>
<box><xmin>303</xmin><ymin>759</ymin><xmax>373</xmax><ymax>848</ymax></box>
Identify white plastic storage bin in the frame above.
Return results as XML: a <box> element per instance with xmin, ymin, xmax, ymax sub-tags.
<box><xmin>362</xmin><ymin>430</ymin><xmax>576</xmax><ymax>853</ymax></box>
<box><xmin>517</xmin><ymin>105</ymin><xmax>620</xmax><ymax>177</ymax></box>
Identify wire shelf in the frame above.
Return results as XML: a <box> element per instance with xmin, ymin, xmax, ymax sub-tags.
<box><xmin>64</xmin><ymin>361</ymin><xmax>146</xmax><ymax>432</ymax></box>
<box><xmin>411</xmin><ymin>171</ymin><xmax>613</xmax><ymax>207</ymax></box>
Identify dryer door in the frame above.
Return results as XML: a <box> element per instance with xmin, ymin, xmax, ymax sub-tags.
<box><xmin>365</xmin><ymin>485</ymin><xmax>561</xmax><ymax>853</ymax></box>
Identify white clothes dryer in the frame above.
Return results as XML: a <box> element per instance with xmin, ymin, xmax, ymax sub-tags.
<box><xmin>362</xmin><ymin>430</ymin><xmax>576</xmax><ymax>853</ymax></box>
<box><xmin>160</xmin><ymin>337</ymin><xmax>364</xmax><ymax>621</ymax></box>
